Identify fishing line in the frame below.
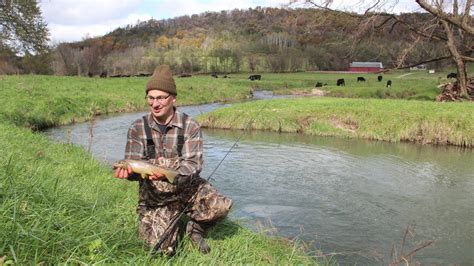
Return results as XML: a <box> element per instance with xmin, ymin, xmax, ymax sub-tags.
<box><xmin>151</xmin><ymin>95</ymin><xmax>273</xmax><ymax>256</ymax></box>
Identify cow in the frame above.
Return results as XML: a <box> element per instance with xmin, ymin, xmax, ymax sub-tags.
<box><xmin>447</xmin><ymin>72</ymin><xmax>457</xmax><ymax>79</ymax></box>
<box><xmin>100</xmin><ymin>71</ymin><xmax>108</xmax><ymax>78</ymax></box>
<box><xmin>337</xmin><ymin>78</ymin><xmax>345</xmax><ymax>86</ymax></box>
<box><xmin>179</xmin><ymin>73</ymin><xmax>192</xmax><ymax>78</ymax></box>
<box><xmin>315</xmin><ymin>82</ymin><xmax>323</xmax><ymax>87</ymax></box>
<box><xmin>211</xmin><ymin>73</ymin><xmax>218</xmax><ymax>78</ymax></box>
<box><xmin>386</xmin><ymin>80</ymin><xmax>392</xmax><ymax>88</ymax></box>
<box><xmin>248</xmin><ymin>74</ymin><xmax>261</xmax><ymax>81</ymax></box>
<box><xmin>135</xmin><ymin>73</ymin><xmax>152</xmax><ymax>77</ymax></box>
<box><xmin>377</xmin><ymin>75</ymin><xmax>383</xmax><ymax>82</ymax></box>
<box><xmin>223</xmin><ymin>75</ymin><xmax>230</xmax><ymax>78</ymax></box>
<box><xmin>357</xmin><ymin>77</ymin><xmax>366</xmax><ymax>82</ymax></box>
<box><xmin>87</xmin><ymin>72</ymin><xmax>94</xmax><ymax>78</ymax></box>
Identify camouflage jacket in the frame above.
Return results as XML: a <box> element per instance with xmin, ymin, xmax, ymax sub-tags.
<box><xmin>125</xmin><ymin>110</ymin><xmax>204</xmax><ymax>207</ymax></box>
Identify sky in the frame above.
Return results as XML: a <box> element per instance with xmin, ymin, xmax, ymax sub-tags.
<box><xmin>39</xmin><ymin>0</ymin><xmax>422</xmax><ymax>43</ymax></box>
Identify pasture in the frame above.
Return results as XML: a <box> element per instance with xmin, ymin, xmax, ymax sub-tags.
<box><xmin>223</xmin><ymin>70</ymin><xmax>451</xmax><ymax>101</ymax></box>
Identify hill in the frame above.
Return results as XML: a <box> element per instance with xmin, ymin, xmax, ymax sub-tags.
<box><xmin>50</xmin><ymin>7</ymin><xmax>448</xmax><ymax>76</ymax></box>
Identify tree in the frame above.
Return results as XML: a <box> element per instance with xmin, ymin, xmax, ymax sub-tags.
<box><xmin>0</xmin><ymin>0</ymin><xmax>49</xmax><ymax>54</ymax></box>
<box><xmin>291</xmin><ymin>0</ymin><xmax>473</xmax><ymax>100</ymax></box>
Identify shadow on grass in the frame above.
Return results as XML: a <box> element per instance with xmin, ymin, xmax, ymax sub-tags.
<box><xmin>207</xmin><ymin>219</ymin><xmax>240</xmax><ymax>240</ymax></box>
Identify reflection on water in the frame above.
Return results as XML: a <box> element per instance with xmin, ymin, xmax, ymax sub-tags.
<box><xmin>43</xmin><ymin>104</ymin><xmax>474</xmax><ymax>265</ymax></box>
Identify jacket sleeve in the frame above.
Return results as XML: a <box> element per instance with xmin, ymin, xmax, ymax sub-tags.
<box><xmin>172</xmin><ymin>123</ymin><xmax>203</xmax><ymax>187</ymax></box>
<box><xmin>124</xmin><ymin>123</ymin><xmax>146</xmax><ymax>181</ymax></box>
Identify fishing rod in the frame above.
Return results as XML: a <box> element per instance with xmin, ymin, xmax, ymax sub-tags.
<box><xmin>151</xmin><ymin>96</ymin><xmax>273</xmax><ymax>256</ymax></box>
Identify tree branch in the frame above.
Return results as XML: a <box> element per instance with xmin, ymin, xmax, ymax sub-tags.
<box><xmin>391</xmin><ymin>55</ymin><xmax>452</xmax><ymax>70</ymax></box>
<box><xmin>416</xmin><ymin>0</ymin><xmax>474</xmax><ymax>35</ymax></box>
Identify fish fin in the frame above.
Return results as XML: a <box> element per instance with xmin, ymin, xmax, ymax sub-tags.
<box><xmin>165</xmin><ymin>175</ymin><xmax>174</xmax><ymax>183</ymax></box>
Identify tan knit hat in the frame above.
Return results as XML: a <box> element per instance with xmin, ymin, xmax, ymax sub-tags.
<box><xmin>145</xmin><ymin>65</ymin><xmax>177</xmax><ymax>95</ymax></box>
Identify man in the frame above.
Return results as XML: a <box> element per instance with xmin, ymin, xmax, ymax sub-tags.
<box><xmin>114</xmin><ymin>65</ymin><xmax>232</xmax><ymax>255</ymax></box>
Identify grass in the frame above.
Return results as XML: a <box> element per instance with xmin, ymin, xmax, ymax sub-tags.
<box><xmin>0</xmin><ymin>69</ymin><xmax>462</xmax><ymax>128</ymax></box>
<box><xmin>0</xmin><ymin>75</ymin><xmax>252</xmax><ymax>129</ymax></box>
<box><xmin>198</xmin><ymin>97</ymin><xmax>474</xmax><ymax>147</ymax></box>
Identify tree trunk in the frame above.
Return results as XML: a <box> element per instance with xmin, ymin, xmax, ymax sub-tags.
<box><xmin>441</xmin><ymin>20</ymin><xmax>468</xmax><ymax>97</ymax></box>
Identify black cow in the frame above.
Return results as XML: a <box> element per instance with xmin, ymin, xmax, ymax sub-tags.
<box><xmin>211</xmin><ymin>73</ymin><xmax>218</xmax><ymax>78</ymax></box>
<box><xmin>357</xmin><ymin>77</ymin><xmax>366</xmax><ymax>82</ymax></box>
<box><xmin>100</xmin><ymin>71</ymin><xmax>108</xmax><ymax>78</ymax></box>
<box><xmin>248</xmin><ymin>74</ymin><xmax>261</xmax><ymax>81</ymax></box>
<box><xmin>337</xmin><ymin>78</ymin><xmax>345</xmax><ymax>86</ymax></box>
<box><xmin>179</xmin><ymin>73</ymin><xmax>192</xmax><ymax>78</ymax></box>
<box><xmin>377</xmin><ymin>75</ymin><xmax>383</xmax><ymax>82</ymax></box>
<box><xmin>386</xmin><ymin>80</ymin><xmax>392</xmax><ymax>88</ymax></box>
<box><xmin>87</xmin><ymin>72</ymin><xmax>94</xmax><ymax>78</ymax></box>
<box><xmin>135</xmin><ymin>73</ymin><xmax>151</xmax><ymax>77</ymax></box>
<box><xmin>447</xmin><ymin>72</ymin><xmax>457</xmax><ymax>79</ymax></box>
<box><xmin>223</xmin><ymin>75</ymin><xmax>230</xmax><ymax>78</ymax></box>
<box><xmin>315</xmin><ymin>82</ymin><xmax>323</xmax><ymax>87</ymax></box>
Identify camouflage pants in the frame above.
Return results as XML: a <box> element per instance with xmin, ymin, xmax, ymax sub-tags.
<box><xmin>138</xmin><ymin>180</ymin><xmax>232</xmax><ymax>252</ymax></box>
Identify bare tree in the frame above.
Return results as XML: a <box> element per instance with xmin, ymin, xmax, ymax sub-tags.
<box><xmin>291</xmin><ymin>0</ymin><xmax>473</xmax><ymax>100</ymax></box>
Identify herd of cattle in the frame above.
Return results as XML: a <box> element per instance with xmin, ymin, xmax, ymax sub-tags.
<box><xmin>322</xmin><ymin>75</ymin><xmax>392</xmax><ymax>88</ymax></box>
<box><xmin>91</xmin><ymin>71</ymin><xmax>458</xmax><ymax>90</ymax></box>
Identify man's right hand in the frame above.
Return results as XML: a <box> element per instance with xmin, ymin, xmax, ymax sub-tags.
<box><xmin>114</xmin><ymin>165</ymin><xmax>133</xmax><ymax>179</ymax></box>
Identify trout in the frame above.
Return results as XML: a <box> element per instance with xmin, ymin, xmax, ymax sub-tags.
<box><xmin>113</xmin><ymin>159</ymin><xmax>179</xmax><ymax>183</ymax></box>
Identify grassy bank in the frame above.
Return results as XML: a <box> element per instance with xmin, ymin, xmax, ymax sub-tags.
<box><xmin>0</xmin><ymin>75</ymin><xmax>253</xmax><ymax>129</ymax></box>
<box><xmin>198</xmin><ymin>97</ymin><xmax>474</xmax><ymax>147</ymax></box>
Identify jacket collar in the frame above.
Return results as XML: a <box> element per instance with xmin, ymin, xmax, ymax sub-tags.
<box><xmin>147</xmin><ymin>108</ymin><xmax>185</xmax><ymax>131</ymax></box>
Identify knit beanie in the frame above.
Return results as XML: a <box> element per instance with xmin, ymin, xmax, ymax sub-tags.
<box><xmin>145</xmin><ymin>65</ymin><xmax>177</xmax><ymax>95</ymax></box>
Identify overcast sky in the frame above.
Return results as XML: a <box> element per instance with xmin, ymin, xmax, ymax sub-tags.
<box><xmin>39</xmin><ymin>0</ymin><xmax>422</xmax><ymax>43</ymax></box>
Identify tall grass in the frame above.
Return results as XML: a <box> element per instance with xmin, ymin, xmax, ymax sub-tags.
<box><xmin>198</xmin><ymin>97</ymin><xmax>474</xmax><ymax>147</ymax></box>
<box><xmin>0</xmin><ymin>75</ymin><xmax>252</xmax><ymax>129</ymax></box>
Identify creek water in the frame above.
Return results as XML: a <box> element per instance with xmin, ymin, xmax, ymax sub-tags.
<box><xmin>43</xmin><ymin>97</ymin><xmax>473</xmax><ymax>265</ymax></box>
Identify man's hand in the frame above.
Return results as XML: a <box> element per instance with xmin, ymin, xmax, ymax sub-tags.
<box><xmin>148</xmin><ymin>171</ymin><xmax>166</xmax><ymax>181</ymax></box>
<box><xmin>114</xmin><ymin>165</ymin><xmax>133</xmax><ymax>179</ymax></box>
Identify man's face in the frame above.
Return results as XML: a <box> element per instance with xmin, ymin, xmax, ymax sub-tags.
<box><xmin>146</xmin><ymin>89</ymin><xmax>176</xmax><ymax>121</ymax></box>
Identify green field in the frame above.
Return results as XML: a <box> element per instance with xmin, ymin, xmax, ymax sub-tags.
<box><xmin>217</xmin><ymin>70</ymin><xmax>449</xmax><ymax>99</ymax></box>
<box><xmin>0</xmin><ymin>69</ymin><xmax>462</xmax><ymax>129</ymax></box>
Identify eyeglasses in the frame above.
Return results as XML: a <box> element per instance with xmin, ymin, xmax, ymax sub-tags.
<box><xmin>146</xmin><ymin>94</ymin><xmax>171</xmax><ymax>103</ymax></box>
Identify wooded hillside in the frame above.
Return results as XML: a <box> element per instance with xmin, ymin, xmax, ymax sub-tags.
<box><xmin>7</xmin><ymin>7</ymin><xmax>452</xmax><ymax>75</ymax></box>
